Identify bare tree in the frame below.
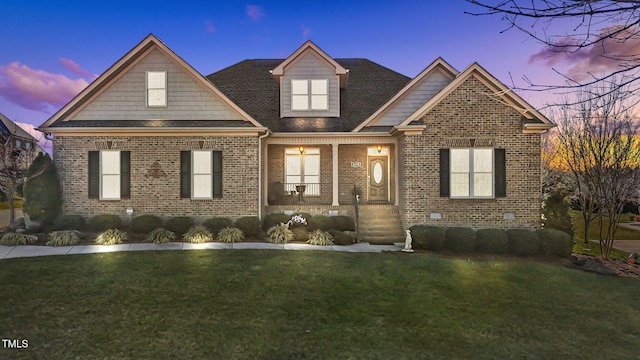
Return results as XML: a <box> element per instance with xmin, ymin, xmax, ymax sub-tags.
<box><xmin>548</xmin><ymin>78</ymin><xmax>640</xmax><ymax>258</ymax></box>
<box><xmin>0</xmin><ymin>133</ymin><xmax>39</xmax><ymax>225</ymax></box>
<box><xmin>466</xmin><ymin>1</ymin><xmax>640</xmax><ymax>101</ymax></box>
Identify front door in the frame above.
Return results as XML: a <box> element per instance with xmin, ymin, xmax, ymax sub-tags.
<box><xmin>368</xmin><ymin>156</ymin><xmax>388</xmax><ymax>202</ymax></box>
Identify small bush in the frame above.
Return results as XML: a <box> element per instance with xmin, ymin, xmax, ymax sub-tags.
<box><xmin>266</xmin><ymin>223</ymin><xmax>294</xmax><ymax>244</ymax></box>
<box><xmin>89</xmin><ymin>214</ymin><xmax>122</xmax><ymax>232</ymax></box>
<box><xmin>537</xmin><ymin>228</ymin><xmax>574</xmax><ymax>258</ymax></box>
<box><xmin>95</xmin><ymin>229</ymin><xmax>127</xmax><ymax>245</ymax></box>
<box><xmin>56</xmin><ymin>215</ymin><xmax>86</xmax><ymax>231</ymax></box>
<box><xmin>165</xmin><ymin>217</ymin><xmax>194</xmax><ymax>236</ymax></box>
<box><xmin>145</xmin><ymin>228</ymin><xmax>176</xmax><ymax>244</ymax></box>
<box><xmin>409</xmin><ymin>225</ymin><xmax>445</xmax><ymax>250</ymax></box>
<box><xmin>217</xmin><ymin>227</ymin><xmax>244</xmax><ymax>243</ymax></box>
<box><xmin>307</xmin><ymin>216</ymin><xmax>333</xmax><ymax>231</ymax></box>
<box><xmin>476</xmin><ymin>229</ymin><xmax>509</xmax><ymax>254</ymax></box>
<box><xmin>203</xmin><ymin>217</ymin><xmax>233</xmax><ymax>235</ymax></box>
<box><xmin>183</xmin><ymin>226</ymin><xmax>213</xmax><ymax>243</ymax></box>
<box><xmin>0</xmin><ymin>233</ymin><xmax>38</xmax><ymax>246</ymax></box>
<box><xmin>307</xmin><ymin>229</ymin><xmax>334</xmax><ymax>245</ymax></box>
<box><xmin>332</xmin><ymin>215</ymin><xmax>355</xmax><ymax>231</ymax></box>
<box><xmin>507</xmin><ymin>229</ymin><xmax>541</xmax><ymax>257</ymax></box>
<box><xmin>329</xmin><ymin>230</ymin><xmax>355</xmax><ymax>245</ymax></box>
<box><xmin>46</xmin><ymin>231</ymin><xmax>80</xmax><ymax>246</ymax></box>
<box><xmin>262</xmin><ymin>213</ymin><xmax>291</xmax><ymax>230</ymax></box>
<box><xmin>235</xmin><ymin>216</ymin><xmax>262</xmax><ymax>238</ymax></box>
<box><xmin>291</xmin><ymin>227</ymin><xmax>309</xmax><ymax>242</ymax></box>
<box><xmin>129</xmin><ymin>215</ymin><xmax>163</xmax><ymax>234</ymax></box>
<box><xmin>445</xmin><ymin>227</ymin><xmax>477</xmax><ymax>253</ymax></box>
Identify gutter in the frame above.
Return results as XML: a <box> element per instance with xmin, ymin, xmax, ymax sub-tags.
<box><xmin>257</xmin><ymin>130</ymin><xmax>271</xmax><ymax>219</ymax></box>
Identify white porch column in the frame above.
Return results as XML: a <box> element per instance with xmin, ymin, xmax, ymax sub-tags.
<box><xmin>332</xmin><ymin>142</ymin><xmax>339</xmax><ymax>206</ymax></box>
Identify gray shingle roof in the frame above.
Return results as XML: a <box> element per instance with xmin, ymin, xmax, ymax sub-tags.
<box><xmin>207</xmin><ymin>58</ymin><xmax>411</xmax><ymax>132</ymax></box>
<box><xmin>51</xmin><ymin>120</ymin><xmax>254</xmax><ymax>128</ymax></box>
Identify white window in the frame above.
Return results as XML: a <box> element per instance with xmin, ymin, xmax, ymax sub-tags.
<box><xmin>147</xmin><ymin>71</ymin><xmax>167</xmax><ymax>107</ymax></box>
<box><xmin>291</xmin><ymin>79</ymin><xmax>328</xmax><ymax>111</ymax></box>
<box><xmin>192</xmin><ymin>151</ymin><xmax>212</xmax><ymax>199</ymax></box>
<box><xmin>285</xmin><ymin>148</ymin><xmax>320</xmax><ymax>195</ymax></box>
<box><xmin>15</xmin><ymin>139</ymin><xmax>21</xmax><ymax>148</ymax></box>
<box><xmin>450</xmin><ymin>148</ymin><xmax>494</xmax><ymax>198</ymax></box>
<box><xmin>101</xmin><ymin>151</ymin><xmax>121</xmax><ymax>200</ymax></box>
<box><xmin>24</xmin><ymin>142</ymin><xmax>31</xmax><ymax>150</ymax></box>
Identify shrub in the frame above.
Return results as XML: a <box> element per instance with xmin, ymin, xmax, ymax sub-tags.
<box><xmin>95</xmin><ymin>229</ymin><xmax>127</xmax><ymax>245</ymax></box>
<box><xmin>165</xmin><ymin>217</ymin><xmax>194</xmax><ymax>236</ymax></box>
<box><xmin>23</xmin><ymin>153</ymin><xmax>62</xmax><ymax>225</ymax></box>
<box><xmin>46</xmin><ymin>231</ymin><xmax>80</xmax><ymax>246</ymax></box>
<box><xmin>145</xmin><ymin>228</ymin><xmax>176</xmax><ymax>244</ymax></box>
<box><xmin>291</xmin><ymin>227</ymin><xmax>309</xmax><ymax>242</ymax></box>
<box><xmin>307</xmin><ymin>229</ymin><xmax>334</xmax><ymax>245</ymax></box>
<box><xmin>507</xmin><ymin>229</ymin><xmax>541</xmax><ymax>257</ymax></box>
<box><xmin>266</xmin><ymin>223</ymin><xmax>294</xmax><ymax>244</ymax></box>
<box><xmin>183</xmin><ymin>226</ymin><xmax>213</xmax><ymax>243</ymax></box>
<box><xmin>203</xmin><ymin>217</ymin><xmax>232</xmax><ymax>235</ymax></box>
<box><xmin>0</xmin><ymin>233</ymin><xmax>38</xmax><ymax>246</ymax></box>
<box><xmin>537</xmin><ymin>228</ymin><xmax>573</xmax><ymax>258</ymax></box>
<box><xmin>476</xmin><ymin>229</ymin><xmax>509</xmax><ymax>254</ymax></box>
<box><xmin>262</xmin><ymin>213</ymin><xmax>291</xmax><ymax>230</ymax></box>
<box><xmin>542</xmin><ymin>192</ymin><xmax>574</xmax><ymax>238</ymax></box>
<box><xmin>129</xmin><ymin>215</ymin><xmax>163</xmax><ymax>234</ymax></box>
<box><xmin>217</xmin><ymin>227</ymin><xmax>244</xmax><ymax>243</ymax></box>
<box><xmin>445</xmin><ymin>227</ymin><xmax>477</xmax><ymax>253</ymax></box>
<box><xmin>307</xmin><ymin>216</ymin><xmax>333</xmax><ymax>231</ymax></box>
<box><xmin>235</xmin><ymin>216</ymin><xmax>262</xmax><ymax>238</ymax></box>
<box><xmin>409</xmin><ymin>225</ymin><xmax>445</xmax><ymax>250</ymax></box>
<box><xmin>89</xmin><ymin>214</ymin><xmax>122</xmax><ymax>232</ymax></box>
<box><xmin>56</xmin><ymin>215</ymin><xmax>86</xmax><ymax>231</ymax></box>
<box><xmin>329</xmin><ymin>230</ymin><xmax>355</xmax><ymax>245</ymax></box>
<box><xmin>332</xmin><ymin>215</ymin><xmax>355</xmax><ymax>231</ymax></box>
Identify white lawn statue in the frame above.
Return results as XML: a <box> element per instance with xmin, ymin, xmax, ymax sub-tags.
<box><xmin>402</xmin><ymin>229</ymin><xmax>414</xmax><ymax>253</ymax></box>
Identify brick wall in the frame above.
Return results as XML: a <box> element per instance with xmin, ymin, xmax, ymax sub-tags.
<box><xmin>53</xmin><ymin>135</ymin><xmax>259</xmax><ymax>221</ymax></box>
<box><xmin>399</xmin><ymin>76</ymin><xmax>542</xmax><ymax>230</ymax></box>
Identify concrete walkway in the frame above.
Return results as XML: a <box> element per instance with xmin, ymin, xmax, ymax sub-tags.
<box><xmin>0</xmin><ymin>241</ymin><xmax>405</xmax><ymax>260</ymax></box>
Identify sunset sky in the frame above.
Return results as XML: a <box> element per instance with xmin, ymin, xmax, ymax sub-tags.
<box><xmin>0</xmin><ymin>0</ymin><xmax>627</xmax><ymax>146</ymax></box>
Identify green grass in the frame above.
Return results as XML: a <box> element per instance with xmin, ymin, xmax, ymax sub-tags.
<box><xmin>0</xmin><ymin>250</ymin><xmax>639</xmax><ymax>359</ymax></box>
<box><xmin>571</xmin><ymin>210</ymin><xmax>640</xmax><ymax>241</ymax></box>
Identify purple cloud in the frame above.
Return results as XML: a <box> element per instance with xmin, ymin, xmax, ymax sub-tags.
<box><xmin>246</xmin><ymin>5</ymin><xmax>264</xmax><ymax>21</ymax></box>
<box><xmin>301</xmin><ymin>26</ymin><xmax>311</xmax><ymax>39</ymax></box>
<box><xmin>0</xmin><ymin>62</ymin><xmax>89</xmax><ymax>113</ymax></box>
<box><xmin>58</xmin><ymin>57</ymin><xmax>97</xmax><ymax>79</ymax></box>
<box><xmin>205</xmin><ymin>20</ymin><xmax>216</xmax><ymax>33</ymax></box>
<box><xmin>529</xmin><ymin>25</ymin><xmax>640</xmax><ymax>80</ymax></box>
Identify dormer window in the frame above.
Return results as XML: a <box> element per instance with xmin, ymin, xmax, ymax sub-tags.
<box><xmin>146</xmin><ymin>71</ymin><xmax>167</xmax><ymax>107</ymax></box>
<box><xmin>291</xmin><ymin>79</ymin><xmax>328</xmax><ymax>111</ymax></box>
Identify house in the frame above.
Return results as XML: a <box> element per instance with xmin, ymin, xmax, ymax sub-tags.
<box><xmin>38</xmin><ymin>34</ymin><xmax>554</xmax><ymax>241</ymax></box>
<box><xmin>1</xmin><ymin>113</ymin><xmax>41</xmax><ymax>153</ymax></box>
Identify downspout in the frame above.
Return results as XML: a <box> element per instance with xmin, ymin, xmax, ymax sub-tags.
<box><xmin>257</xmin><ymin>130</ymin><xmax>271</xmax><ymax>219</ymax></box>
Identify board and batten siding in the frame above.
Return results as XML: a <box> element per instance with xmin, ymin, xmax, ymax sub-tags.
<box><xmin>280</xmin><ymin>52</ymin><xmax>340</xmax><ymax>118</ymax></box>
<box><xmin>370</xmin><ymin>70</ymin><xmax>451</xmax><ymax>126</ymax></box>
<box><xmin>69</xmin><ymin>48</ymin><xmax>243</xmax><ymax>121</ymax></box>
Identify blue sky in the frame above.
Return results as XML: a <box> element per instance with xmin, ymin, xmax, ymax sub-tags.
<box><xmin>0</xmin><ymin>0</ymin><xmax>605</xmax><ymax>137</ymax></box>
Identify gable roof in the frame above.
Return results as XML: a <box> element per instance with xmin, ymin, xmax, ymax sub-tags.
<box><xmin>270</xmin><ymin>41</ymin><xmax>349</xmax><ymax>87</ymax></box>
<box><xmin>39</xmin><ymin>34</ymin><xmax>264</xmax><ymax>131</ymax></box>
<box><xmin>0</xmin><ymin>112</ymin><xmax>37</xmax><ymax>141</ymax></box>
<box><xmin>399</xmin><ymin>62</ymin><xmax>553</xmax><ymax>131</ymax></box>
<box><xmin>353</xmin><ymin>57</ymin><xmax>458</xmax><ymax>132</ymax></box>
<box><xmin>207</xmin><ymin>58</ymin><xmax>411</xmax><ymax>132</ymax></box>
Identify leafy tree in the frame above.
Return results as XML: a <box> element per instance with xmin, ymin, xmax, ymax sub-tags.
<box><xmin>23</xmin><ymin>153</ymin><xmax>62</xmax><ymax>225</ymax></box>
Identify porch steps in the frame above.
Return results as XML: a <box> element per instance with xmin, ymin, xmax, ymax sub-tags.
<box><xmin>357</xmin><ymin>206</ymin><xmax>405</xmax><ymax>244</ymax></box>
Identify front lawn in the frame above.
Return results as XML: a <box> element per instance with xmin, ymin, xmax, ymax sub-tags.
<box><xmin>571</xmin><ymin>210</ymin><xmax>640</xmax><ymax>242</ymax></box>
<box><xmin>0</xmin><ymin>250</ymin><xmax>638</xmax><ymax>359</ymax></box>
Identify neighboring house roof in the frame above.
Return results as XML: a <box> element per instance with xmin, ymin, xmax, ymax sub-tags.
<box><xmin>207</xmin><ymin>58</ymin><xmax>411</xmax><ymax>132</ymax></box>
<box><xmin>0</xmin><ymin>113</ymin><xmax>37</xmax><ymax>141</ymax></box>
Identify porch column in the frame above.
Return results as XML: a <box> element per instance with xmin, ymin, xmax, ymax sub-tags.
<box><xmin>332</xmin><ymin>142</ymin><xmax>339</xmax><ymax>206</ymax></box>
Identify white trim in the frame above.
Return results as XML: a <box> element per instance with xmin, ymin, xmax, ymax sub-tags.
<box><xmin>191</xmin><ymin>150</ymin><xmax>213</xmax><ymax>200</ymax></box>
<box><xmin>449</xmin><ymin>148</ymin><xmax>494</xmax><ymax>199</ymax></box>
<box><xmin>366</xmin><ymin>148</ymin><xmax>390</xmax><ymax>203</ymax></box>
<box><xmin>146</xmin><ymin>71</ymin><xmax>167</xmax><ymax>107</ymax></box>
<box><xmin>100</xmin><ymin>150</ymin><xmax>121</xmax><ymax>200</ymax></box>
<box><xmin>271</xmin><ymin>40</ymin><xmax>349</xmax><ymax>87</ymax></box>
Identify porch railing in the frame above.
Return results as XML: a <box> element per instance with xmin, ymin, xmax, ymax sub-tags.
<box><xmin>268</xmin><ymin>182</ymin><xmax>323</xmax><ymax>205</ymax></box>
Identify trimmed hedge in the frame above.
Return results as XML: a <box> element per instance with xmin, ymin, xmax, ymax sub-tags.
<box><xmin>88</xmin><ymin>214</ymin><xmax>122</xmax><ymax>232</ymax></box>
<box><xmin>329</xmin><ymin>230</ymin><xmax>356</xmax><ymax>245</ymax></box>
<box><xmin>409</xmin><ymin>225</ymin><xmax>445</xmax><ymax>251</ymax></box>
<box><xmin>129</xmin><ymin>215</ymin><xmax>163</xmax><ymax>234</ymax></box>
<box><xmin>507</xmin><ymin>229</ymin><xmax>541</xmax><ymax>257</ymax></box>
<box><xmin>445</xmin><ymin>227</ymin><xmax>477</xmax><ymax>253</ymax></box>
<box><xmin>307</xmin><ymin>216</ymin><xmax>333</xmax><ymax>231</ymax></box>
<box><xmin>56</xmin><ymin>215</ymin><xmax>87</xmax><ymax>231</ymax></box>
<box><xmin>537</xmin><ymin>228</ymin><xmax>573</xmax><ymax>258</ymax></box>
<box><xmin>291</xmin><ymin>227</ymin><xmax>309</xmax><ymax>242</ymax></box>
<box><xmin>476</xmin><ymin>229</ymin><xmax>509</xmax><ymax>254</ymax></box>
<box><xmin>333</xmin><ymin>215</ymin><xmax>355</xmax><ymax>231</ymax></box>
<box><xmin>235</xmin><ymin>216</ymin><xmax>262</xmax><ymax>238</ymax></box>
<box><xmin>202</xmin><ymin>217</ymin><xmax>232</xmax><ymax>235</ymax></box>
<box><xmin>262</xmin><ymin>213</ymin><xmax>291</xmax><ymax>230</ymax></box>
<box><xmin>165</xmin><ymin>217</ymin><xmax>194</xmax><ymax>237</ymax></box>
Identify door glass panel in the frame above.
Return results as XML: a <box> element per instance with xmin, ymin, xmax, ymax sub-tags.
<box><xmin>373</xmin><ymin>162</ymin><xmax>383</xmax><ymax>184</ymax></box>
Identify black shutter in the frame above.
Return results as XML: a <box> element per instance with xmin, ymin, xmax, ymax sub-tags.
<box><xmin>439</xmin><ymin>149</ymin><xmax>450</xmax><ymax>197</ymax></box>
<box><xmin>120</xmin><ymin>151</ymin><xmax>131</xmax><ymax>199</ymax></box>
<box><xmin>180</xmin><ymin>151</ymin><xmax>191</xmax><ymax>198</ymax></box>
<box><xmin>88</xmin><ymin>151</ymin><xmax>99</xmax><ymax>199</ymax></box>
<box><xmin>495</xmin><ymin>148</ymin><xmax>506</xmax><ymax>197</ymax></box>
<box><xmin>213</xmin><ymin>151</ymin><xmax>222</xmax><ymax>198</ymax></box>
